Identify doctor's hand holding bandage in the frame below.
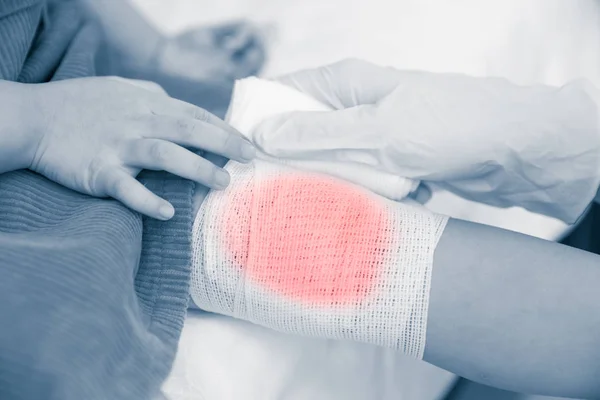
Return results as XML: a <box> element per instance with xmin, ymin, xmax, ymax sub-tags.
<box><xmin>255</xmin><ymin>59</ymin><xmax>600</xmax><ymax>224</ymax></box>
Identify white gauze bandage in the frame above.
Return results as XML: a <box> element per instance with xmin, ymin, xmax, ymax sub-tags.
<box><xmin>190</xmin><ymin>159</ymin><xmax>448</xmax><ymax>358</ymax></box>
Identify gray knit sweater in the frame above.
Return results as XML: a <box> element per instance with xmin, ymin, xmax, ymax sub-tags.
<box><xmin>0</xmin><ymin>1</ymin><xmax>195</xmax><ymax>398</ymax></box>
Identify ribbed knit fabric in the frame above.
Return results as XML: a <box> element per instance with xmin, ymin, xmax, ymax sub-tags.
<box><xmin>0</xmin><ymin>1</ymin><xmax>195</xmax><ymax>399</ymax></box>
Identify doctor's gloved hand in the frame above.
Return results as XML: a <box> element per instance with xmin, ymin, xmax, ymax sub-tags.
<box><xmin>254</xmin><ymin>59</ymin><xmax>600</xmax><ymax>224</ymax></box>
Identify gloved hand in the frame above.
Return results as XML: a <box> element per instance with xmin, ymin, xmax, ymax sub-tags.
<box><xmin>254</xmin><ymin>59</ymin><xmax>600</xmax><ymax>224</ymax></box>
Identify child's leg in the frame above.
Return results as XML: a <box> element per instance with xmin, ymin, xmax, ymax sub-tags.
<box><xmin>190</xmin><ymin>160</ymin><xmax>448</xmax><ymax>358</ymax></box>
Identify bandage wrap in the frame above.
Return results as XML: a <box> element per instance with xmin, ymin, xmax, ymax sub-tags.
<box><xmin>190</xmin><ymin>160</ymin><xmax>448</xmax><ymax>358</ymax></box>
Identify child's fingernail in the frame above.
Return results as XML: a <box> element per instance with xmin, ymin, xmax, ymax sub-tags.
<box><xmin>215</xmin><ymin>169</ymin><xmax>231</xmax><ymax>188</ymax></box>
<box><xmin>241</xmin><ymin>142</ymin><xmax>256</xmax><ymax>161</ymax></box>
<box><xmin>159</xmin><ymin>204</ymin><xmax>175</xmax><ymax>220</ymax></box>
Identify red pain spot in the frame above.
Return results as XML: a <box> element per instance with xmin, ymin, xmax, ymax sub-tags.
<box><xmin>221</xmin><ymin>172</ymin><xmax>391</xmax><ymax>306</ymax></box>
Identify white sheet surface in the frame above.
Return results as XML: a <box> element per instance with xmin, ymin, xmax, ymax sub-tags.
<box><xmin>138</xmin><ymin>1</ymin><xmax>600</xmax><ymax>398</ymax></box>
<box><xmin>163</xmin><ymin>312</ymin><xmax>456</xmax><ymax>400</ymax></box>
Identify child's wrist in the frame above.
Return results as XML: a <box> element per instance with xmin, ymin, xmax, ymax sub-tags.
<box><xmin>0</xmin><ymin>81</ymin><xmax>42</xmax><ymax>172</ymax></box>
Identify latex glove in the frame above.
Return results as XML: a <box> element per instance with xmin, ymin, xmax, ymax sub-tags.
<box><xmin>225</xmin><ymin>77</ymin><xmax>422</xmax><ymax>201</ymax></box>
<box><xmin>154</xmin><ymin>21</ymin><xmax>265</xmax><ymax>82</ymax></box>
<box><xmin>255</xmin><ymin>59</ymin><xmax>600</xmax><ymax>224</ymax></box>
<box><xmin>5</xmin><ymin>76</ymin><xmax>255</xmax><ymax>220</ymax></box>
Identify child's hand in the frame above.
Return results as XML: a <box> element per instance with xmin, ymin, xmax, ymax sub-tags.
<box><xmin>24</xmin><ymin>76</ymin><xmax>255</xmax><ymax>220</ymax></box>
<box><xmin>154</xmin><ymin>21</ymin><xmax>265</xmax><ymax>82</ymax></box>
<box><xmin>191</xmin><ymin>152</ymin><xmax>229</xmax><ymax>217</ymax></box>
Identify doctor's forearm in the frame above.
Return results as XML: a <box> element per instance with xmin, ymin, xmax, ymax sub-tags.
<box><xmin>424</xmin><ymin>218</ymin><xmax>600</xmax><ymax>398</ymax></box>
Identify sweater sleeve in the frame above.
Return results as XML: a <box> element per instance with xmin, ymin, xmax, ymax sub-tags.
<box><xmin>0</xmin><ymin>169</ymin><xmax>194</xmax><ymax>400</ymax></box>
<box><xmin>136</xmin><ymin>170</ymin><xmax>195</xmax><ymax>344</ymax></box>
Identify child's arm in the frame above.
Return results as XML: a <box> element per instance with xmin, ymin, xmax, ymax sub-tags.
<box><xmin>426</xmin><ymin>218</ymin><xmax>600</xmax><ymax>398</ymax></box>
<box><xmin>81</xmin><ymin>0</ymin><xmax>264</xmax><ymax>84</ymax></box>
<box><xmin>80</xmin><ymin>0</ymin><xmax>163</xmax><ymax>66</ymax></box>
<box><xmin>189</xmin><ymin>158</ymin><xmax>600</xmax><ymax>398</ymax></box>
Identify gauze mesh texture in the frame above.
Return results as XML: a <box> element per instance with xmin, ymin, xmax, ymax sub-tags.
<box><xmin>190</xmin><ymin>160</ymin><xmax>448</xmax><ymax>358</ymax></box>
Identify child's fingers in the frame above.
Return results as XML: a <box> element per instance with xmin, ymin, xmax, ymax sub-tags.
<box><xmin>125</xmin><ymin>139</ymin><xmax>231</xmax><ymax>190</ymax></box>
<box><xmin>149</xmin><ymin>98</ymin><xmax>256</xmax><ymax>161</ymax></box>
<box><xmin>101</xmin><ymin>169</ymin><xmax>174</xmax><ymax>220</ymax></box>
<box><xmin>231</xmin><ymin>38</ymin><xmax>265</xmax><ymax>78</ymax></box>
<box><xmin>212</xmin><ymin>21</ymin><xmax>257</xmax><ymax>50</ymax></box>
<box><xmin>143</xmin><ymin>114</ymin><xmax>255</xmax><ymax>163</ymax></box>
